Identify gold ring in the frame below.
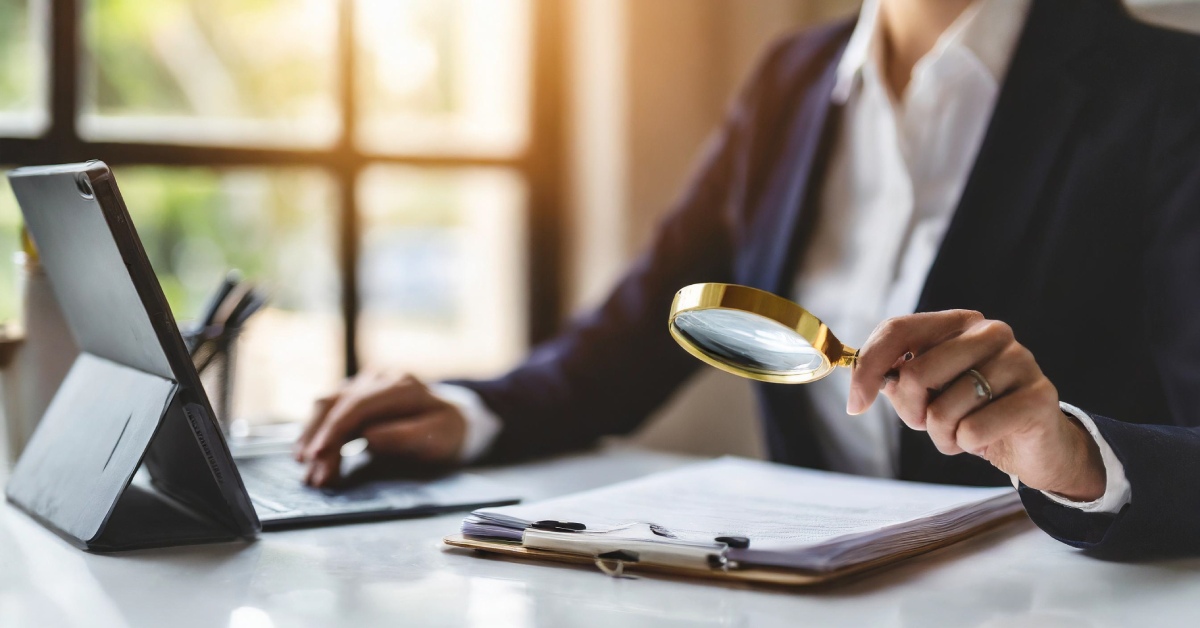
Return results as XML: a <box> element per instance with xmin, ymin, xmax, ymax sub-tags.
<box><xmin>965</xmin><ymin>368</ymin><xmax>993</xmax><ymax>402</ymax></box>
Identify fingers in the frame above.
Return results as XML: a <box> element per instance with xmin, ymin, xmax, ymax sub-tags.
<box><xmin>295</xmin><ymin>392</ymin><xmax>339</xmax><ymax>461</ymax></box>
<box><xmin>304</xmin><ymin>408</ymin><xmax>465</xmax><ymax>488</ymax></box>
<box><xmin>920</xmin><ymin>381</ymin><xmax>1033</xmax><ymax>458</ymax></box>
<box><xmin>296</xmin><ymin>376</ymin><xmax>355</xmax><ymax>459</ymax></box>
<box><xmin>922</xmin><ymin>367</ymin><xmax>1000</xmax><ymax>454</ymax></box>
<box><xmin>894</xmin><ymin>320</ymin><xmax>1014</xmax><ymax>409</ymax></box>
<box><xmin>890</xmin><ymin>329</ymin><xmax>1027</xmax><ymax>431</ymax></box>
<box><xmin>300</xmin><ymin>373</ymin><xmax>446</xmax><ymax>487</ymax></box>
<box><xmin>304</xmin><ymin>449</ymin><xmax>341</xmax><ymax>487</ymax></box>
<box><xmin>362</xmin><ymin>408</ymin><xmax>465</xmax><ymax>462</ymax></box>
<box><xmin>856</xmin><ymin>311</ymin><xmax>1068</xmax><ymax>488</ymax></box>
<box><xmin>918</xmin><ymin>345</ymin><xmax>1048</xmax><ymax>459</ymax></box>
<box><xmin>954</xmin><ymin>382</ymin><xmax>1055</xmax><ymax>464</ymax></box>
<box><xmin>303</xmin><ymin>374</ymin><xmax>436</xmax><ymax>462</ymax></box>
<box><xmin>848</xmin><ymin>310</ymin><xmax>984</xmax><ymax>415</ymax></box>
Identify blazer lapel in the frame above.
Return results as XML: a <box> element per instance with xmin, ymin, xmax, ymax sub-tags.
<box><xmin>740</xmin><ymin>40</ymin><xmax>846</xmax><ymax>295</ymax></box>
<box><xmin>902</xmin><ymin>1</ymin><xmax>1114</xmax><ymax>485</ymax></box>
<box><xmin>916</xmin><ymin>0</ymin><xmax>1105</xmax><ymax>315</ymax></box>
<box><xmin>737</xmin><ymin>29</ymin><xmax>848</xmax><ymax>473</ymax></box>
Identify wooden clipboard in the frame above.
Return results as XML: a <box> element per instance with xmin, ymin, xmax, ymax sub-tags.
<box><xmin>444</xmin><ymin>510</ymin><xmax>1027</xmax><ymax>588</ymax></box>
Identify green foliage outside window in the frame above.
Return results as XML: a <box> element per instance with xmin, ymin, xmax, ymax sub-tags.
<box><xmin>87</xmin><ymin>0</ymin><xmax>337</xmax><ymax>120</ymax></box>
<box><xmin>0</xmin><ymin>0</ymin><xmax>38</xmax><ymax>112</ymax></box>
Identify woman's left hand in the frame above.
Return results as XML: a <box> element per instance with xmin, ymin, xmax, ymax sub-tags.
<box><xmin>847</xmin><ymin>310</ymin><xmax>1106</xmax><ymax>502</ymax></box>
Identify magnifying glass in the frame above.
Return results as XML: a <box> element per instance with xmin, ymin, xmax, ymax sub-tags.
<box><xmin>668</xmin><ymin>283</ymin><xmax>858</xmax><ymax>384</ymax></box>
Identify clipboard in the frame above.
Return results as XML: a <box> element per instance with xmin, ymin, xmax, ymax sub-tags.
<box><xmin>444</xmin><ymin>510</ymin><xmax>1027</xmax><ymax>587</ymax></box>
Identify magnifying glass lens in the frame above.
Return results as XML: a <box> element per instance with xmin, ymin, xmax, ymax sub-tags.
<box><xmin>672</xmin><ymin>309</ymin><xmax>827</xmax><ymax>375</ymax></box>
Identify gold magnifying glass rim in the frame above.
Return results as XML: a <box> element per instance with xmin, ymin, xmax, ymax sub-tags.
<box><xmin>668</xmin><ymin>283</ymin><xmax>859</xmax><ymax>384</ymax></box>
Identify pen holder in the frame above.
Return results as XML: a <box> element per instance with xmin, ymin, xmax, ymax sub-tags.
<box><xmin>182</xmin><ymin>323</ymin><xmax>241</xmax><ymax>434</ymax></box>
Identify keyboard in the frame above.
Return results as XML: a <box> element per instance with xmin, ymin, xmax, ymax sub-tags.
<box><xmin>236</xmin><ymin>454</ymin><xmax>429</xmax><ymax>518</ymax></box>
<box><xmin>233</xmin><ymin>453</ymin><xmax>519</xmax><ymax>527</ymax></box>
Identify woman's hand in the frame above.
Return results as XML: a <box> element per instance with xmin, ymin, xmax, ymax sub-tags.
<box><xmin>847</xmin><ymin>310</ymin><xmax>1106</xmax><ymax>502</ymax></box>
<box><xmin>295</xmin><ymin>371</ymin><xmax>466</xmax><ymax>487</ymax></box>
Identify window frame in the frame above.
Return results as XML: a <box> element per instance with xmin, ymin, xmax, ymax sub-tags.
<box><xmin>0</xmin><ymin>0</ymin><xmax>566</xmax><ymax>375</ymax></box>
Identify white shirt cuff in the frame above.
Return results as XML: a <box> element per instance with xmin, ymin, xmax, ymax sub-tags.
<box><xmin>428</xmin><ymin>383</ymin><xmax>502</xmax><ymax>464</ymax></box>
<box><xmin>1014</xmin><ymin>402</ymin><xmax>1131</xmax><ymax>514</ymax></box>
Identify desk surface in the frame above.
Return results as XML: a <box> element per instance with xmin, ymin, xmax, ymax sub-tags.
<box><xmin>2</xmin><ymin>446</ymin><xmax>1199</xmax><ymax>628</ymax></box>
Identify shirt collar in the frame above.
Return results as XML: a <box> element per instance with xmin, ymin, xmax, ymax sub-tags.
<box><xmin>832</xmin><ymin>0</ymin><xmax>1032</xmax><ymax>104</ymax></box>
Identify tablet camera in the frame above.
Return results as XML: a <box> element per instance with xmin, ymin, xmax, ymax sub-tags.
<box><xmin>75</xmin><ymin>173</ymin><xmax>94</xmax><ymax>200</ymax></box>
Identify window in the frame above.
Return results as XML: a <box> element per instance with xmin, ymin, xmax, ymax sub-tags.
<box><xmin>82</xmin><ymin>0</ymin><xmax>340</xmax><ymax>147</ymax></box>
<box><xmin>355</xmin><ymin>0</ymin><xmax>531</xmax><ymax>156</ymax></box>
<box><xmin>357</xmin><ymin>165</ymin><xmax>527</xmax><ymax>379</ymax></box>
<box><xmin>0</xmin><ymin>0</ymin><xmax>564</xmax><ymax>424</ymax></box>
<box><xmin>116</xmin><ymin>166</ymin><xmax>344</xmax><ymax>422</ymax></box>
<box><xmin>0</xmin><ymin>0</ymin><xmax>48</xmax><ymax>136</ymax></box>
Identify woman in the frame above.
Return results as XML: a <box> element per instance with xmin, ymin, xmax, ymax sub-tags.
<box><xmin>299</xmin><ymin>0</ymin><xmax>1200</xmax><ymax>558</ymax></box>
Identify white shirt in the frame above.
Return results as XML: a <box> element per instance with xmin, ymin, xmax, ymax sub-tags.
<box><xmin>445</xmin><ymin>0</ymin><xmax>1131</xmax><ymax>514</ymax></box>
<box><xmin>794</xmin><ymin>0</ymin><xmax>1028</xmax><ymax>479</ymax></box>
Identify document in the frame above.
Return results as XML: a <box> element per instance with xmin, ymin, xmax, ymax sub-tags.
<box><xmin>462</xmin><ymin>457</ymin><xmax>1021</xmax><ymax>571</ymax></box>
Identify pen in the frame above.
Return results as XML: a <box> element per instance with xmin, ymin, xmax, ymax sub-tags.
<box><xmin>198</xmin><ymin>271</ymin><xmax>241</xmax><ymax>329</ymax></box>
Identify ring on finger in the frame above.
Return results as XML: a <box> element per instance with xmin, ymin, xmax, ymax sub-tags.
<box><xmin>963</xmin><ymin>368</ymin><xmax>993</xmax><ymax>402</ymax></box>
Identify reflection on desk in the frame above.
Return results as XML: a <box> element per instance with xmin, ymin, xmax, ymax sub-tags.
<box><xmin>2</xmin><ymin>445</ymin><xmax>1200</xmax><ymax>628</ymax></box>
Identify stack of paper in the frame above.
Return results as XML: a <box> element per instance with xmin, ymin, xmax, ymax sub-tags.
<box><xmin>462</xmin><ymin>457</ymin><xmax>1022</xmax><ymax>572</ymax></box>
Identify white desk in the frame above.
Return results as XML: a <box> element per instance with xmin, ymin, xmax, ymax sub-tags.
<box><xmin>2</xmin><ymin>445</ymin><xmax>1199</xmax><ymax>628</ymax></box>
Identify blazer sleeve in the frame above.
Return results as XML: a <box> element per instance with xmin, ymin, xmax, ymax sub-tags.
<box><xmin>1019</xmin><ymin>416</ymin><xmax>1200</xmax><ymax>559</ymax></box>
<box><xmin>1020</xmin><ymin>49</ymin><xmax>1200</xmax><ymax>559</ymax></box>
<box><xmin>446</xmin><ymin>41</ymin><xmax>797</xmax><ymax>462</ymax></box>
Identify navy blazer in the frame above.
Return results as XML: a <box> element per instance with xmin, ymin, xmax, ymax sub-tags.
<box><xmin>454</xmin><ymin>0</ymin><xmax>1200</xmax><ymax>559</ymax></box>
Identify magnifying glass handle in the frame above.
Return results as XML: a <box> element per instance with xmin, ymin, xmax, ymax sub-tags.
<box><xmin>849</xmin><ymin>348</ymin><xmax>906</xmax><ymax>386</ymax></box>
<box><xmin>840</xmin><ymin>347</ymin><xmax>901</xmax><ymax>383</ymax></box>
<box><xmin>838</xmin><ymin>347</ymin><xmax>859</xmax><ymax>368</ymax></box>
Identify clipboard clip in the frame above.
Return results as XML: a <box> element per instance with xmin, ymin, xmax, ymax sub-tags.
<box><xmin>530</xmin><ymin>520</ymin><xmax>587</xmax><ymax>532</ymax></box>
<box><xmin>595</xmin><ymin>550</ymin><xmax>639</xmax><ymax>578</ymax></box>
<box><xmin>522</xmin><ymin>523</ymin><xmax>739</xmax><ymax>578</ymax></box>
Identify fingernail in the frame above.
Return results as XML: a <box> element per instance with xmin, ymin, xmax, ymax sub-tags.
<box><xmin>847</xmin><ymin>390</ymin><xmax>865</xmax><ymax>415</ymax></box>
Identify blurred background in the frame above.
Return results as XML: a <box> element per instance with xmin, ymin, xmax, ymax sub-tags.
<box><xmin>0</xmin><ymin>0</ymin><xmax>1196</xmax><ymax>457</ymax></box>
